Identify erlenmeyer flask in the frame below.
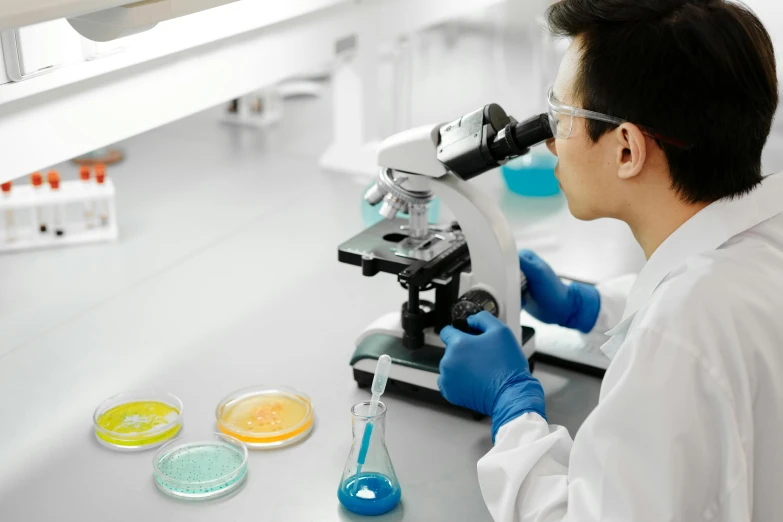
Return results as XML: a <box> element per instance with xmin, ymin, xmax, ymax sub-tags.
<box><xmin>337</xmin><ymin>401</ymin><xmax>401</xmax><ymax>516</ymax></box>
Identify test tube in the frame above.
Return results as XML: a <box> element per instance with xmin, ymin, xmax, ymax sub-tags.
<box><xmin>95</xmin><ymin>164</ymin><xmax>109</xmax><ymax>227</ymax></box>
<box><xmin>30</xmin><ymin>172</ymin><xmax>47</xmax><ymax>233</ymax></box>
<box><xmin>1</xmin><ymin>181</ymin><xmax>15</xmax><ymax>242</ymax></box>
<box><xmin>79</xmin><ymin>165</ymin><xmax>94</xmax><ymax>228</ymax></box>
<box><xmin>47</xmin><ymin>170</ymin><xmax>65</xmax><ymax>237</ymax></box>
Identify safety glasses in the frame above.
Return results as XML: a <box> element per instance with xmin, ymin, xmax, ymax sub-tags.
<box><xmin>547</xmin><ymin>88</ymin><xmax>693</xmax><ymax>150</ymax></box>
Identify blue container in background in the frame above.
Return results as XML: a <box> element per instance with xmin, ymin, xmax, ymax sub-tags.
<box><xmin>501</xmin><ymin>149</ymin><xmax>560</xmax><ymax>197</ymax></box>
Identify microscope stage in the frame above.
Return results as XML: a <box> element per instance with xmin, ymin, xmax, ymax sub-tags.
<box><xmin>338</xmin><ymin>218</ymin><xmax>462</xmax><ymax>277</ymax></box>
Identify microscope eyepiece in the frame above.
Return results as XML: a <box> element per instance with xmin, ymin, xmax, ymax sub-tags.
<box><xmin>516</xmin><ymin>113</ymin><xmax>553</xmax><ymax>148</ymax></box>
<box><xmin>490</xmin><ymin>113</ymin><xmax>553</xmax><ymax>161</ymax></box>
<box><xmin>437</xmin><ymin>106</ymin><xmax>554</xmax><ymax>181</ymax></box>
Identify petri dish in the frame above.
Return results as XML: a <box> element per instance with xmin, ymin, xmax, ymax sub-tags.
<box><xmin>216</xmin><ymin>385</ymin><xmax>313</xmax><ymax>448</ymax></box>
<box><xmin>153</xmin><ymin>433</ymin><xmax>248</xmax><ymax>500</ymax></box>
<box><xmin>93</xmin><ymin>390</ymin><xmax>183</xmax><ymax>451</ymax></box>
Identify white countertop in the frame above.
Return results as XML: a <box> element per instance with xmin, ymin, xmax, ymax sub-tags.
<box><xmin>0</xmin><ymin>93</ymin><xmax>618</xmax><ymax>521</ymax></box>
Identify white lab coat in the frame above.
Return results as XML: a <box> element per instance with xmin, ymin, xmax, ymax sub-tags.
<box><xmin>478</xmin><ymin>173</ymin><xmax>783</xmax><ymax>521</ymax></box>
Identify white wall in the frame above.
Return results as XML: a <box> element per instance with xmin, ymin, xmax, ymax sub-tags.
<box><xmin>741</xmin><ymin>0</ymin><xmax>783</xmax><ymax>79</ymax></box>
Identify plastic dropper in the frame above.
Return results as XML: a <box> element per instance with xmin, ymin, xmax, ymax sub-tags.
<box><xmin>353</xmin><ymin>354</ymin><xmax>392</xmax><ymax>494</ymax></box>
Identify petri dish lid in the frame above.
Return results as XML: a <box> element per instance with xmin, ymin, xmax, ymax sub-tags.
<box><xmin>153</xmin><ymin>433</ymin><xmax>248</xmax><ymax>500</ymax></box>
<box><xmin>216</xmin><ymin>385</ymin><xmax>313</xmax><ymax>449</ymax></box>
<box><xmin>93</xmin><ymin>390</ymin><xmax>183</xmax><ymax>451</ymax></box>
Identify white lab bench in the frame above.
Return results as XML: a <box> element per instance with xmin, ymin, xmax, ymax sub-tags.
<box><xmin>0</xmin><ymin>83</ymin><xmax>633</xmax><ymax>520</ymax></box>
<box><xmin>7</xmin><ymin>80</ymin><xmax>783</xmax><ymax>522</ymax></box>
<box><xmin>3</xmin><ymin>79</ymin><xmax>783</xmax><ymax>522</ymax></box>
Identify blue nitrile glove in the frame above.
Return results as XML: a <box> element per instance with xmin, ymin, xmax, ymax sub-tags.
<box><xmin>439</xmin><ymin>311</ymin><xmax>546</xmax><ymax>442</ymax></box>
<box><xmin>518</xmin><ymin>249</ymin><xmax>601</xmax><ymax>334</ymax></box>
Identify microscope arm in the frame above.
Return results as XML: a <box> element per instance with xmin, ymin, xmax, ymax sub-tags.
<box><xmin>429</xmin><ymin>173</ymin><xmax>524</xmax><ymax>347</ymax></box>
<box><xmin>376</xmin><ymin>124</ymin><xmax>449</xmax><ymax>181</ymax></box>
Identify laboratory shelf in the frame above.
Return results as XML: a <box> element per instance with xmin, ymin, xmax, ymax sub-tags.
<box><xmin>0</xmin><ymin>0</ymin><xmax>504</xmax><ymax>185</ymax></box>
<box><xmin>0</xmin><ymin>0</ymin><xmax>127</xmax><ymax>32</ymax></box>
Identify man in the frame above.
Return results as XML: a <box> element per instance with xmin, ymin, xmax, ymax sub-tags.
<box><xmin>437</xmin><ymin>1</ymin><xmax>783</xmax><ymax>520</ymax></box>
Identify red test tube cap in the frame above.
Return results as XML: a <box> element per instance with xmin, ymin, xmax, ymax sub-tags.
<box><xmin>47</xmin><ymin>170</ymin><xmax>61</xmax><ymax>190</ymax></box>
<box><xmin>1</xmin><ymin>181</ymin><xmax>11</xmax><ymax>193</ymax></box>
<box><xmin>31</xmin><ymin>172</ymin><xmax>43</xmax><ymax>186</ymax></box>
<box><xmin>95</xmin><ymin>164</ymin><xmax>106</xmax><ymax>184</ymax></box>
<box><xmin>79</xmin><ymin>165</ymin><xmax>91</xmax><ymax>181</ymax></box>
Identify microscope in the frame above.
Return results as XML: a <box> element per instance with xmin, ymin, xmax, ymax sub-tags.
<box><xmin>338</xmin><ymin>104</ymin><xmax>553</xmax><ymax>410</ymax></box>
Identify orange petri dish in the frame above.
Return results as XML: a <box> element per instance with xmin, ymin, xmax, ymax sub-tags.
<box><xmin>216</xmin><ymin>386</ymin><xmax>313</xmax><ymax>449</ymax></box>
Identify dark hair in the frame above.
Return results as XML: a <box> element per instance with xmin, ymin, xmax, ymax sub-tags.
<box><xmin>547</xmin><ymin>0</ymin><xmax>778</xmax><ymax>203</ymax></box>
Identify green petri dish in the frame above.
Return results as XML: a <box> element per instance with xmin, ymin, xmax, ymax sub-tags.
<box><xmin>153</xmin><ymin>433</ymin><xmax>249</xmax><ymax>500</ymax></box>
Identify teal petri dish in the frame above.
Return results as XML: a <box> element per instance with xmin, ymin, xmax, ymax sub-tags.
<box><xmin>152</xmin><ymin>433</ymin><xmax>248</xmax><ymax>500</ymax></box>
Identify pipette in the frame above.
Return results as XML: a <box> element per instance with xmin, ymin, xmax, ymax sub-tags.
<box><xmin>353</xmin><ymin>354</ymin><xmax>392</xmax><ymax>493</ymax></box>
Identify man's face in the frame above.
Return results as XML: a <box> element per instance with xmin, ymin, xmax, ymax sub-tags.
<box><xmin>546</xmin><ymin>37</ymin><xmax>623</xmax><ymax>221</ymax></box>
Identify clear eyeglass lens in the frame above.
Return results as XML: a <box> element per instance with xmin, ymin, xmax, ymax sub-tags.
<box><xmin>548</xmin><ymin>108</ymin><xmax>572</xmax><ymax>139</ymax></box>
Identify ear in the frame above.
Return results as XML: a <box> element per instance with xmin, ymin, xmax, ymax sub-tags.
<box><xmin>615</xmin><ymin>123</ymin><xmax>647</xmax><ymax>180</ymax></box>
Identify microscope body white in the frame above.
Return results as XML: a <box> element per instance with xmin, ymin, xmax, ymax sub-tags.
<box><xmin>376</xmin><ymin>123</ymin><xmax>526</xmax><ymax>353</ymax></box>
<box><xmin>377</xmin><ymin>124</ymin><xmax>448</xmax><ymax>179</ymax></box>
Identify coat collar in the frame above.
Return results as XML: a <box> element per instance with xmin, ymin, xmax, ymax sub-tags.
<box><xmin>622</xmin><ymin>173</ymin><xmax>783</xmax><ymax>322</ymax></box>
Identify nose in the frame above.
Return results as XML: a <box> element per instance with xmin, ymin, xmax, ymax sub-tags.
<box><xmin>546</xmin><ymin>138</ymin><xmax>558</xmax><ymax>157</ymax></box>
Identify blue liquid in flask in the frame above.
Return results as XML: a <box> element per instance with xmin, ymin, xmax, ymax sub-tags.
<box><xmin>338</xmin><ymin>472</ymin><xmax>401</xmax><ymax>516</ymax></box>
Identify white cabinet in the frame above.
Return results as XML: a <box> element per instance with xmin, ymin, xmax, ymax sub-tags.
<box><xmin>0</xmin><ymin>41</ymin><xmax>9</xmax><ymax>84</ymax></box>
<box><xmin>0</xmin><ymin>0</ymin><xmax>504</xmax><ymax>185</ymax></box>
<box><xmin>0</xmin><ymin>0</ymin><xmax>355</xmax><ymax>184</ymax></box>
<box><xmin>0</xmin><ymin>0</ymin><xmax>236</xmax><ymax>33</ymax></box>
<box><xmin>1</xmin><ymin>19</ymin><xmax>83</xmax><ymax>81</ymax></box>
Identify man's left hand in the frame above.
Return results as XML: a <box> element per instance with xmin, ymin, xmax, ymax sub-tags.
<box><xmin>439</xmin><ymin>311</ymin><xmax>547</xmax><ymax>442</ymax></box>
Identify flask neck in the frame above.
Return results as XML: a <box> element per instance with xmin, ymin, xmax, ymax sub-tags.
<box><xmin>351</xmin><ymin>401</ymin><xmax>387</xmax><ymax>439</ymax></box>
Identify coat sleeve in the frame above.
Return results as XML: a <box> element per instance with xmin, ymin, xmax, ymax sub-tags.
<box><xmin>580</xmin><ymin>274</ymin><xmax>636</xmax><ymax>347</ymax></box>
<box><xmin>477</xmin><ymin>327</ymin><xmax>744</xmax><ymax>522</ymax></box>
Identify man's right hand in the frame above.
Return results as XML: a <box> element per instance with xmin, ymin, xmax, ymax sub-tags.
<box><xmin>518</xmin><ymin>249</ymin><xmax>601</xmax><ymax>334</ymax></box>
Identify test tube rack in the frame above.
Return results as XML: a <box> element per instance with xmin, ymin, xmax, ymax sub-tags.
<box><xmin>0</xmin><ymin>179</ymin><xmax>118</xmax><ymax>253</ymax></box>
<box><xmin>222</xmin><ymin>88</ymin><xmax>284</xmax><ymax>128</ymax></box>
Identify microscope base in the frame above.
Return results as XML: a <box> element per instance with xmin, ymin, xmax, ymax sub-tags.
<box><xmin>350</xmin><ymin>328</ymin><xmax>535</xmax><ymax>413</ymax></box>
